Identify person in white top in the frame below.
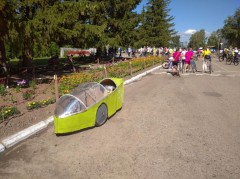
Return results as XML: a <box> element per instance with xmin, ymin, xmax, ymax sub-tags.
<box><xmin>128</xmin><ymin>47</ymin><xmax>132</xmax><ymax>57</ymax></box>
<box><xmin>181</xmin><ymin>48</ymin><xmax>187</xmax><ymax>71</ymax></box>
<box><xmin>234</xmin><ymin>47</ymin><xmax>239</xmax><ymax>63</ymax></box>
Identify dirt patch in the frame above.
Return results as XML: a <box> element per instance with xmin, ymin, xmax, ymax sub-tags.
<box><xmin>0</xmin><ymin>81</ymin><xmax>56</xmax><ymax>140</ymax></box>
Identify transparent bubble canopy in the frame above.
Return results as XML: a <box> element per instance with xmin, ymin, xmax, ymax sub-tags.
<box><xmin>54</xmin><ymin>82</ymin><xmax>108</xmax><ymax>118</ymax></box>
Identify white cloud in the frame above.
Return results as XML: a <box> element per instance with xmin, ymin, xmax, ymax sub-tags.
<box><xmin>184</xmin><ymin>29</ymin><xmax>197</xmax><ymax>35</ymax></box>
<box><xmin>178</xmin><ymin>29</ymin><xmax>211</xmax><ymax>43</ymax></box>
<box><xmin>205</xmin><ymin>31</ymin><xmax>211</xmax><ymax>37</ymax></box>
<box><xmin>176</xmin><ymin>29</ymin><xmax>197</xmax><ymax>43</ymax></box>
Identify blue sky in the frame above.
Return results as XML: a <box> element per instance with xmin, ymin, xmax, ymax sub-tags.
<box><xmin>135</xmin><ymin>0</ymin><xmax>240</xmax><ymax>43</ymax></box>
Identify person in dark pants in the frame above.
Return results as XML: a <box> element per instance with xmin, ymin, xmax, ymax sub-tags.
<box><xmin>68</xmin><ymin>55</ymin><xmax>76</xmax><ymax>72</ymax></box>
<box><xmin>233</xmin><ymin>47</ymin><xmax>239</xmax><ymax>63</ymax></box>
<box><xmin>119</xmin><ymin>47</ymin><xmax>122</xmax><ymax>57</ymax></box>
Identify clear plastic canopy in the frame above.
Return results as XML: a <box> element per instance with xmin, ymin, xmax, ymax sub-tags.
<box><xmin>54</xmin><ymin>82</ymin><xmax>111</xmax><ymax>118</ymax></box>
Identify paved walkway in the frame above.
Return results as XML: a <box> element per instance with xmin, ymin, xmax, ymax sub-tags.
<box><xmin>0</xmin><ymin>57</ymin><xmax>239</xmax><ymax>178</ymax></box>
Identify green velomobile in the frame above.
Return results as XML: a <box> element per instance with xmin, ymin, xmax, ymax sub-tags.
<box><xmin>54</xmin><ymin>78</ymin><xmax>124</xmax><ymax>134</ymax></box>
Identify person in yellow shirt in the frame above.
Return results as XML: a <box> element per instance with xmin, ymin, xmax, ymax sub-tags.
<box><xmin>223</xmin><ymin>48</ymin><xmax>228</xmax><ymax>61</ymax></box>
<box><xmin>168</xmin><ymin>48</ymin><xmax>173</xmax><ymax>56</ymax></box>
<box><xmin>202</xmin><ymin>47</ymin><xmax>211</xmax><ymax>72</ymax></box>
<box><xmin>153</xmin><ymin>47</ymin><xmax>156</xmax><ymax>56</ymax></box>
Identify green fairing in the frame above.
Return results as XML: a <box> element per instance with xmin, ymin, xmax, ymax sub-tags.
<box><xmin>54</xmin><ymin>78</ymin><xmax>124</xmax><ymax>134</ymax></box>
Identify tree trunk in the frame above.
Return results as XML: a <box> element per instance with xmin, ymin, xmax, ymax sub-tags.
<box><xmin>0</xmin><ymin>36</ymin><xmax>8</xmax><ymax>75</ymax></box>
<box><xmin>22</xmin><ymin>39</ymin><xmax>34</xmax><ymax>67</ymax></box>
<box><xmin>96</xmin><ymin>47</ymin><xmax>102</xmax><ymax>64</ymax></box>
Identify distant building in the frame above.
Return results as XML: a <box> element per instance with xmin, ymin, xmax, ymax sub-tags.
<box><xmin>60</xmin><ymin>48</ymin><xmax>96</xmax><ymax>57</ymax></box>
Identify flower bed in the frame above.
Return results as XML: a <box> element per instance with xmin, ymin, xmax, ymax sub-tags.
<box><xmin>0</xmin><ymin>56</ymin><xmax>163</xmax><ymax>123</ymax></box>
<box><xmin>26</xmin><ymin>98</ymin><xmax>55</xmax><ymax>111</ymax></box>
<box><xmin>0</xmin><ymin>106</ymin><xmax>20</xmax><ymax>121</ymax></box>
<box><xmin>0</xmin><ymin>79</ymin><xmax>55</xmax><ymax>122</ymax></box>
<box><xmin>58</xmin><ymin>56</ymin><xmax>163</xmax><ymax>95</ymax></box>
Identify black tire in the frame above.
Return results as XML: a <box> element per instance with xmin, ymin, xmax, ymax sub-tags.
<box><xmin>181</xmin><ymin>62</ymin><xmax>185</xmax><ymax>73</ymax></box>
<box><xmin>162</xmin><ymin>62</ymin><xmax>169</xmax><ymax>69</ymax></box>
<box><xmin>181</xmin><ymin>65</ymin><xmax>184</xmax><ymax>73</ymax></box>
<box><xmin>221</xmin><ymin>56</ymin><xmax>224</xmax><ymax>62</ymax></box>
<box><xmin>226</xmin><ymin>58</ymin><xmax>228</xmax><ymax>64</ymax></box>
<box><xmin>178</xmin><ymin>62</ymin><xmax>182</xmax><ymax>74</ymax></box>
<box><xmin>209</xmin><ymin>63</ymin><xmax>212</xmax><ymax>74</ymax></box>
<box><xmin>96</xmin><ymin>103</ymin><xmax>108</xmax><ymax>127</ymax></box>
<box><xmin>234</xmin><ymin>60</ymin><xmax>239</xmax><ymax>66</ymax></box>
<box><xmin>219</xmin><ymin>55</ymin><xmax>223</xmax><ymax>62</ymax></box>
<box><xmin>226</xmin><ymin>58</ymin><xmax>232</xmax><ymax>65</ymax></box>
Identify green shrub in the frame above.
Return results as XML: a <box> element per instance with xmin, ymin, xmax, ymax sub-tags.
<box><xmin>0</xmin><ymin>106</ymin><xmax>20</xmax><ymax>121</ymax></box>
<box><xmin>15</xmin><ymin>86</ymin><xmax>21</xmax><ymax>93</ymax></box>
<box><xmin>0</xmin><ymin>84</ymin><xmax>7</xmax><ymax>96</ymax></box>
<box><xmin>29</xmin><ymin>80</ymin><xmax>37</xmax><ymax>90</ymax></box>
<box><xmin>26</xmin><ymin>98</ymin><xmax>55</xmax><ymax>110</ymax></box>
<box><xmin>22</xmin><ymin>90</ymin><xmax>35</xmax><ymax>100</ymax></box>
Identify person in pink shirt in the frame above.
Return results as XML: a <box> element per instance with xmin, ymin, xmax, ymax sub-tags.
<box><xmin>172</xmin><ymin>48</ymin><xmax>181</xmax><ymax>67</ymax></box>
<box><xmin>172</xmin><ymin>48</ymin><xmax>181</xmax><ymax>69</ymax></box>
<box><xmin>185</xmin><ymin>48</ymin><xmax>193</xmax><ymax>72</ymax></box>
<box><xmin>170</xmin><ymin>48</ymin><xmax>181</xmax><ymax>76</ymax></box>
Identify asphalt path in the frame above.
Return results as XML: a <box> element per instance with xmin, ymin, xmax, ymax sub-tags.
<box><xmin>0</xmin><ymin>57</ymin><xmax>240</xmax><ymax>179</ymax></box>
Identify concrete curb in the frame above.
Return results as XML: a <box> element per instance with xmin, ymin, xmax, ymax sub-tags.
<box><xmin>2</xmin><ymin>121</ymin><xmax>48</xmax><ymax>148</ymax></box>
<box><xmin>124</xmin><ymin>65</ymin><xmax>162</xmax><ymax>85</ymax></box>
<box><xmin>0</xmin><ymin>144</ymin><xmax>5</xmax><ymax>152</ymax></box>
<box><xmin>44</xmin><ymin>116</ymin><xmax>54</xmax><ymax>125</ymax></box>
<box><xmin>0</xmin><ymin>65</ymin><xmax>162</xmax><ymax>152</ymax></box>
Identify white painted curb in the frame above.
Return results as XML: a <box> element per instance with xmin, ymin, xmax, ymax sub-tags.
<box><xmin>0</xmin><ymin>144</ymin><xmax>5</xmax><ymax>152</ymax></box>
<box><xmin>124</xmin><ymin>65</ymin><xmax>162</xmax><ymax>85</ymax></box>
<box><xmin>1</xmin><ymin>121</ymin><xmax>47</xmax><ymax>148</ymax></box>
<box><xmin>0</xmin><ymin>65</ymin><xmax>162</xmax><ymax>152</ymax></box>
<box><xmin>44</xmin><ymin>116</ymin><xmax>54</xmax><ymax>125</ymax></box>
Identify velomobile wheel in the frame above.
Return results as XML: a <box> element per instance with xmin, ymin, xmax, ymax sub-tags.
<box><xmin>96</xmin><ymin>104</ymin><xmax>108</xmax><ymax>126</ymax></box>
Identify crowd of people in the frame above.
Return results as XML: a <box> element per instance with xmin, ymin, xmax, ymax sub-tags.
<box><xmin>219</xmin><ymin>47</ymin><xmax>239</xmax><ymax>62</ymax></box>
<box><xmin>126</xmin><ymin>46</ymin><xmax>183</xmax><ymax>57</ymax></box>
<box><xmin>154</xmin><ymin>46</ymin><xmax>212</xmax><ymax>73</ymax></box>
<box><xmin>122</xmin><ymin>46</ymin><xmax>213</xmax><ymax>73</ymax></box>
<box><xmin>114</xmin><ymin>45</ymin><xmax>239</xmax><ymax>75</ymax></box>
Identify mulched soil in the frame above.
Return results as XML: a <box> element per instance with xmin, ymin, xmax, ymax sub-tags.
<box><xmin>0</xmin><ymin>81</ymin><xmax>56</xmax><ymax>141</ymax></box>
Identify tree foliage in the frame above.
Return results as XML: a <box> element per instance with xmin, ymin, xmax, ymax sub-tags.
<box><xmin>0</xmin><ymin>0</ymin><xmax>16</xmax><ymax>63</ymax></box>
<box><xmin>221</xmin><ymin>8</ymin><xmax>240</xmax><ymax>47</ymax></box>
<box><xmin>1</xmin><ymin>0</ymin><xmax>177</xmax><ymax>68</ymax></box>
<box><xmin>1</xmin><ymin>0</ymin><xmax>142</xmax><ymax>63</ymax></box>
<box><xmin>188</xmin><ymin>29</ymin><xmax>206</xmax><ymax>50</ymax></box>
<box><xmin>135</xmin><ymin>0</ymin><xmax>175</xmax><ymax>48</ymax></box>
<box><xmin>207</xmin><ymin>31</ymin><xmax>219</xmax><ymax>49</ymax></box>
<box><xmin>170</xmin><ymin>35</ymin><xmax>180</xmax><ymax>48</ymax></box>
